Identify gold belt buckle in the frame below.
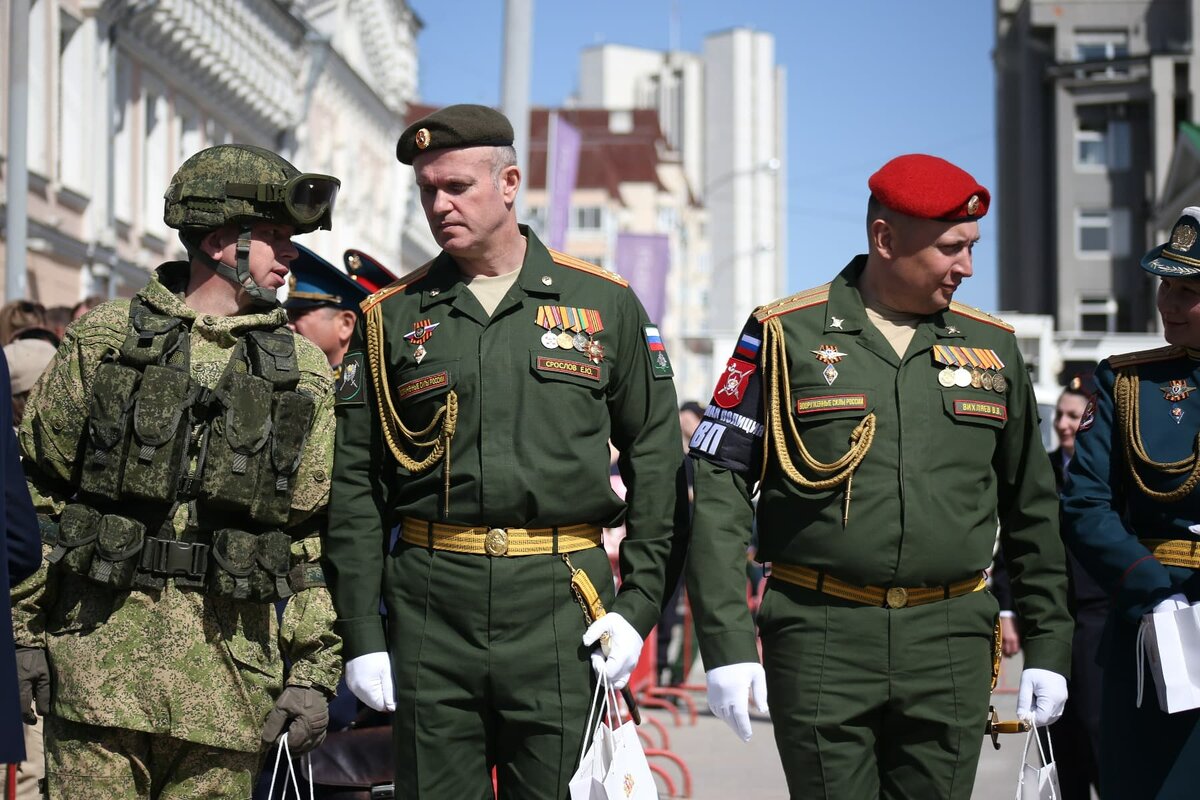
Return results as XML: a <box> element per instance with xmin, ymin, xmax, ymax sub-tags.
<box><xmin>885</xmin><ymin>587</ymin><xmax>908</xmax><ymax>608</ymax></box>
<box><xmin>484</xmin><ymin>528</ymin><xmax>509</xmax><ymax>557</ymax></box>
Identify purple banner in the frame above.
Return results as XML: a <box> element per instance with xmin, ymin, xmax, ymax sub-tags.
<box><xmin>615</xmin><ymin>233</ymin><xmax>670</xmax><ymax>323</ymax></box>
<box><xmin>546</xmin><ymin>115</ymin><xmax>582</xmax><ymax>251</ymax></box>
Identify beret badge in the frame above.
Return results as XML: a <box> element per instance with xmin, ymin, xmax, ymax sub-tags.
<box><xmin>967</xmin><ymin>195</ymin><xmax>980</xmax><ymax>216</ymax></box>
<box><xmin>1171</xmin><ymin>222</ymin><xmax>1197</xmax><ymax>252</ymax></box>
<box><xmin>415</xmin><ymin>128</ymin><xmax>431</xmax><ymax>150</ymax></box>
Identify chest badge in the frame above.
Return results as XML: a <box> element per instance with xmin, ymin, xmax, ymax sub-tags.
<box><xmin>1160</xmin><ymin>379</ymin><xmax>1196</xmax><ymax>424</ymax></box>
<box><xmin>404</xmin><ymin>319</ymin><xmax>439</xmax><ymax>364</ymax></box>
<box><xmin>811</xmin><ymin>345</ymin><xmax>847</xmax><ymax>386</ymax></box>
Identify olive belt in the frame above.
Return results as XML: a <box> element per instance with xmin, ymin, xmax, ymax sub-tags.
<box><xmin>770</xmin><ymin>563</ymin><xmax>987</xmax><ymax>609</ymax></box>
<box><xmin>1144</xmin><ymin>539</ymin><xmax>1200</xmax><ymax>569</ymax></box>
<box><xmin>400</xmin><ymin>518</ymin><xmax>602</xmax><ymax>557</ymax></box>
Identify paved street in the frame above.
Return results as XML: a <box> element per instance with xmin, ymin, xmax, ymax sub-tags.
<box><xmin>648</xmin><ymin>655</ymin><xmax>1039</xmax><ymax>799</ymax></box>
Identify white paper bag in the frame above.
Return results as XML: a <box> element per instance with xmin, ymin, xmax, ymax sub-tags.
<box><xmin>1137</xmin><ymin>603</ymin><xmax>1200</xmax><ymax>713</ymax></box>
<box><xmin>1015</xmin><ymin>726</ymin><xmax>1060</xmax><ymax>800</ymax></box>
<box><xmin>568</xmin><ymin>674</ymin><xmax>658</xmax><ymax>800</ymax></box>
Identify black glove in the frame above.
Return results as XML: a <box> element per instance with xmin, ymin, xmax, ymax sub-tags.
<box><xmin>260</xmin><ymin>685</ymin><xmax>329</xmax><ymax>755</ymax></box>
<box><xmin>15</xmin><ymin>647</ymin><xmax>50</xmax><ymax>724</ymax></box>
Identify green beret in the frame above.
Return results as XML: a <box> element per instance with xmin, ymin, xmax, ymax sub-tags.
<box><xmin>397</xmin><ymin>104</ymin><xmax>515</xmax><ymax>165</ymax></box>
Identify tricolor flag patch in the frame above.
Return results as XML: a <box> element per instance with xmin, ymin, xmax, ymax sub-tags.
<box><xmin>643</xmin><ymin>325</ymin><xmax>674</xmax><ymax>379</ymax></box>
<box><xmin>735</xmin><ymin>333</ymin><xmax>761</xmax><ymax>361</ymax></box>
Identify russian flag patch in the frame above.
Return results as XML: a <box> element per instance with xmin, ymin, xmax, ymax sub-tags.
<box><xmin>643</xmin><ymin>325</ymin><xmax>674</xmax><ymax>378</ymax></box>
<box><xmin>734</xmin><ymin>333</ymin><xmax>761</xmax><ymax>361</ymax></box>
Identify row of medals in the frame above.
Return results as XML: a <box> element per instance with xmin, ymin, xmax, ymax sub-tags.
<box><xmin>938</xmin><ymin>365</ymin><xmax>1007</xmax><ymax>393</ymax></box>
<box><xmin>541</xmin><ymin>327</ymin><xmax>603</xmax><ymax>362</ymax></box>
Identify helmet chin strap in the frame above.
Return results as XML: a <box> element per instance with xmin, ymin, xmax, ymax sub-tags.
<box><xmin>188</xmin><ymin>222</ymin><xmax>280</xmax><ymax>307</ymax></box>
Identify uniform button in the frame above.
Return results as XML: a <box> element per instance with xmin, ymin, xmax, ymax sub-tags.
<box><xmin>313</xmin><ymin>470</ymin><xmax>327</xmax><ymax>483</ymax></box>
<box><xmin>541</xmin><ymin>276</ymin><xmax>552</xmax><ymax>286</ymax></box>
<box><xmin>202</xmin><ymin>315</ymin><xmax>215</xmax><ymax>325</ymax></box>
<box><xmin>428</xmin><ymin>289</ymin><xmax>440</xmax><ymax>297</ymax></box>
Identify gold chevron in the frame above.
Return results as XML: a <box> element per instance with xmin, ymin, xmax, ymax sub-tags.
<box><xmin>360</xmin><ymin>260</ymin><xmax>434</xmax><ymax>313</ymax></box>
<box><xmin>948</xmin><ymin>301</ymin><xmax>1014</xmax><ymax>332</ymax></box>
<box><xmin>549</xmin><ymin>250</ymin><xmax>629</xmax><ymax>286</ymax></box>
<box><xmin>754</xmin><ymin>284</ymin><xmax>832</xmax><ymax>322</ymax></box>
<box><xmin>1109</xmin><ymin>345</ymin><xmax>1185</xmax><ymax>370</ymax></box>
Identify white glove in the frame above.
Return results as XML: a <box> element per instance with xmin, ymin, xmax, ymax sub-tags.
<box><xmin>1154</xmin><ymin>593</ymin><xmax>1190</xmax><ymax>613</ymax></box>
<box><xmin>1016</xmin><ymin>668</ymin><xmax>1068</xmax><ymax>727</ymax></box>
<box><xmin>582</xmin><ymin>613</ymin><xmax>643</xmax><ymax>689</ymax></box>
<box><xmin>344</xmin><ymin>652</ymin><xmax>395</xmax><ymax>712</ymax></box>
<box><xmin>705</xmin><ymin>662</ymin><xmax>769</xmax><ymax>742</ymax></box>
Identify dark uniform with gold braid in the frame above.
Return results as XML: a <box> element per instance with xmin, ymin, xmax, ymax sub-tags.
<box><xmin>326</xmin><ymin>106</ymin><xmax>682</xmax><ymax>799</ymax></box>
<box><xmin>687</xmin><ymin>156</ymin><xmax>1072</xmax><ymax>798</ymax></box>
<box><xmin>1063</xmin><ymin>207</ymin><xmax>1200</xmax><ymax>798</ymax></box>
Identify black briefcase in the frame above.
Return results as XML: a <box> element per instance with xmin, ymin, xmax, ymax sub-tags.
<box><xmin>307</xmin><ymin>725</ymin><xmax>394</xmax><ymax>800</ymax></box>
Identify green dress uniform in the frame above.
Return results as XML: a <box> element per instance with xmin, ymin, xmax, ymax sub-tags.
<box><xmin>326</xmin><ymin>227</ymin><xmax>681</xmax><ymax>799</ymax></box>
<box><xmin>686</xmin><ymin>256</ymin><xmax>1072</xmax><ymax>798</ymax></box>
<box><xmin>10</xmin><ymin>264</ymin><xmax>341</xmax><ymax>798</ymax></box>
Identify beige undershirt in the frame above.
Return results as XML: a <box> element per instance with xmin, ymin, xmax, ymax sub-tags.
<box><xmin>862</xmin><ymin>300</ymin><xmax>923</xmax><ymax>358</ymax></box>
<box><xmin>465</xmin><ymin>265</ymin><xmax>522</xmax><ymax>316</ymax></box>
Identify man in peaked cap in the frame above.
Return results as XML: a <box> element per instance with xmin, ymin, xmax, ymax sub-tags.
<box><xmin>325</xmin><ymin>103</ymin><xmax>682</xmax><ymax>798</ymax></box>
<box><xmin>686</xmin><ymin>153</ymin><xmax>1071</xmax><ymax>797</ymax></box>
<box><xmin>343</xmin><ymin>249</ymin><xmax>398</xmax><ymax>294</ymax></box>
<box><xmin>285</xmin><ymin>244</ymin><xmax>365</xmax><ymax>371</ymax></box>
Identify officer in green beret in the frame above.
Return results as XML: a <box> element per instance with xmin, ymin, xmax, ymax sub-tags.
<box><xmin>325</xmin><ymin>103</ymin><xmax>682</xmax><ymax>798</ymax></box>
<box><xmin>686</xmin><ymin>153</ymin><xmax>1072</xmax><ymax>797</ymax></box>
<box><xmin>11</xmin><ymin>144</ymin><xmax>342</xmax><ymax>798</ymax></box>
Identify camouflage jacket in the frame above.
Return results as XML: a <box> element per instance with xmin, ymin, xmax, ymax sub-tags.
<box><xmin>11</xmin><ymin>262</ymin><xmax>341</xmax><ymax>753</ymax></box>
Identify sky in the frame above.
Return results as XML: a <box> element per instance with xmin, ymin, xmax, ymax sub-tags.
<box><xmin>409</xmin><ymin>0</ymin><xmax>999</xmax><ymax>311</ymax></box>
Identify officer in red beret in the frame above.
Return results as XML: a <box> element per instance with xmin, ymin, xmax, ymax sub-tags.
<box><xmin>686</xmin><ymin>153</ymin><xmax>1071</xmax><ymax>797</ymax></box>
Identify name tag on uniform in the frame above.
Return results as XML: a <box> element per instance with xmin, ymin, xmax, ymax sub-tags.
<box><xmin>535</xmin><ymin>356</ymin><xmax>602</xmax><ymax>382</ymax></box>
<box><xmin>795</xmin><ymin>394</ymin><xmax>867</xmax><ymax>415</ymax></box>
<box><xmin>952</xmin><ymin>399</ymin><xmax>1007</xmax><ymax>421</ymax></box>
<box><xmin>396</xmin><ymin>371</ymin><xmax>450</xmax><ymax>401</ymax></box>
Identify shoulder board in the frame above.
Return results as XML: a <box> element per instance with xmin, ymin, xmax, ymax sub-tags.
<box><xmin>359</xmin><ymin>260</ymin><xmax>434</xmax><ymax>314</ymax></box>
<box><xmin>549</xmin><ymin>250</ymin><xmax>629</xmax><ymax>287</ymax></box>
<box><xmin>948</xmin><ymin>301</ymin><xmax>1014</xmax><ymax>332</ymax></box>
<box><xmin>753</xmin><ymin>284</ymin><xmax>831</xmax><ymax>322</ymax></box>
<box><xmin>1108</xmin><ymin>345</ymin><xmax>1185</xmax><ymax>370</ymax></box>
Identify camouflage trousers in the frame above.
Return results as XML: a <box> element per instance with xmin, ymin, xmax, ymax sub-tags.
<box><xmin>46</xmin><ymin>716</ymin><xmax>260</xmax><ymax>800</ymax></box>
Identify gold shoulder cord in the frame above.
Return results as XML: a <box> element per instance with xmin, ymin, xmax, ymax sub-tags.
<box><xmin>758</xmin><ymin>315</ymin><xmax>876</xmax><ymax>524</ymax></box>
<box><xmin>365</xmin><ymin>302</ymin><xmax>458</xmax><ymax>516</ymax></box>
<box><xmin>1114</xmin><ymin>368</ymin><xmax>1200</xmax><ymax>502</ymax></box>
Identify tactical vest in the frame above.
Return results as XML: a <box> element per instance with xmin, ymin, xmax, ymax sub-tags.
<box><xmin>46</xmin><ymin>297</ymin><xmax>319</xmax><ymax>602</ymax></box>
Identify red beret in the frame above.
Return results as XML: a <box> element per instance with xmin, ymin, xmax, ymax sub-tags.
<box><xmin>868</xmin><ymin>154</ymin><xmax>990</xmax><ymax>221</ymax></box>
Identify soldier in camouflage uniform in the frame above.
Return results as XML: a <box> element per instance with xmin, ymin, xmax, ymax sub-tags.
<box><xmin>10</xmin><ymin>144</ymin><xmax>343</xmax><ymax>799</ymax></box>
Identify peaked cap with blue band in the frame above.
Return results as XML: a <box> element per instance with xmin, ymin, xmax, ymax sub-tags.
<box><xmin>285</xmin><ymin>244</ymin><xmax>366</xmax><ymax>312</ymax></box>
<box><xmin>1142</xmin><ymin>207</ymin><xmax>1200</xmax><ymax>278</ymax></box>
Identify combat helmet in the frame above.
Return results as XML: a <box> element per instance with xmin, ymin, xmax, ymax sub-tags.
<box><xmin>164</xmin><ymin>144</ymin><xmax>340</xmax><ymax>306</ymax></box>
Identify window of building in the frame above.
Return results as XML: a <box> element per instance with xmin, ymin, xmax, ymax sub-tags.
<box><xmin>1074</xmin><ymin>30</ymin><xmax>1130</xmax><ymax>78</ymax></box>
<box><xmin>141</xmin><ymin>77</ymin><xmax>169</xmax><ymax>237</ymax></box>
<box><xmin>113</xmin><ymin>54</ymin><xmax>133</xmax><ymax>223</ymax></box>
<box><xmin>27</xmin><ymin>0</ymin><xmax>49</xmax><ymax>176</ymax></box>
<box><xmin>573</xmin><ymin>207</ymin><xmax>603</xmax><ymax>231</ymax></box>
<box><xmin>1075</xmin><ymin>107</ymin><xmax>1130</xmax><ymax>171</ymax></box>
<box><xmin>1076</xmin><ymin>208</ymin><xmax>1130</xmax><ymax>257</ymax></box>
<box><xmin>1078</xmin><ymin>295</ymin><xmax>1117</xmax><ymax>332</ymax></box>
<box><xmin>57</xmin><ymin>11</ymin><xmax>87</xmax><ymax>192</ymax></box>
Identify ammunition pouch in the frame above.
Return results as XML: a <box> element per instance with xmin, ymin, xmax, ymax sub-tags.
<box><xmin>88</xmin><ymin>514</ymin><xmax>146</xmax><ymax>587</ymax></box>
<box><xmin>54</xmin><ymin>298</ymin><xmax>316</xmax><ymax>602</ymax></box>
<box><xmin>79</xmin><ymin>362</ymin><xmax>140</xmax><ymax>501</ymax></box>
<box><xmin>121</xmin><ymin>365</ymin><xmax>193</xmax><ymax>503</ymax></box>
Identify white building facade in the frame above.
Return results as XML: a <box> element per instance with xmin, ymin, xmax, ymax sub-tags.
<box><xmin>1</xmin><ymin>0</ymin><xmax>423</xmax><ymax>307</ymax></box>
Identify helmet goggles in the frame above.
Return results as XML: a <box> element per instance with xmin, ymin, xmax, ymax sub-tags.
<box><xmin>225</xmin><ymin>173</ymin><xmax>341</xmax><ymax>230</ymax></box>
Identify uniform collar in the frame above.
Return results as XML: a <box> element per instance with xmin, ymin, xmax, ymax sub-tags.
<box><xmin>142</xmin><ymin>261</ymin><xmax>288</xmax><ymax>334</ymax></box>
<box><xmin>828</xmin><ymin>256</ymin><xmax>966</xmax><ymax>340</ymax></box>
<box><xmin>419</xmin><ymin>225</ymin><xmax>561</xmax><ymax>314</ymax></box>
